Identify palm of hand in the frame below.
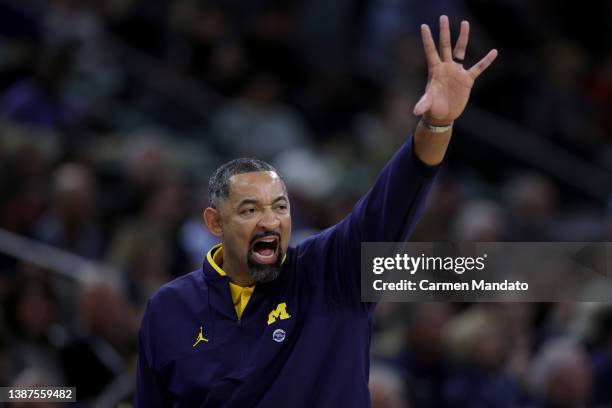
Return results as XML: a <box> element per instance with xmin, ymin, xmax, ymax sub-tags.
<box><xmin>425</xmin><ymin>62</ymin><xmax>475</xmax><ymax>124</ymax></box>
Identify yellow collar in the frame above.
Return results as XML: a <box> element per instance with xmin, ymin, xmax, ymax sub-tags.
<box><xmin>207</xmin><ymin>243</ymin><xmax>226</xmax><ymax>276</ymax></box>
<box><xmin>206</xmin><ymin>244</ymin><xmax>253</xmax><ymax>319</ymax></box>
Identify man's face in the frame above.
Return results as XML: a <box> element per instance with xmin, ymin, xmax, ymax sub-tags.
<box><xmin>218</xmin><ymin>171</ymin><xmax>291</xmax><ymax>282</ymax></box>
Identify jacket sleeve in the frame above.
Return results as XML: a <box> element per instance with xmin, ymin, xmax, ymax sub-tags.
<box><xmin>134</xmin><ymin>301</ymin><xmax>167</xmax><ymax>408</ymax></box>
<box><xmin>296</xmin><ymin>136</ymin><xmax>441</xmax><ymax>307</ymax></box>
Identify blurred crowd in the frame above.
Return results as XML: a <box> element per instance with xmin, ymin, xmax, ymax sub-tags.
<box><xmin>0</xmin><ymin>0</ymin><xmax>611</xmax><ymax>406</ymax></box>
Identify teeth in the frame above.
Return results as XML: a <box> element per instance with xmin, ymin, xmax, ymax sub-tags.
<box><xmin>252</xmin><ymin>237</ymin><xmax>278</xmax><ymax>251</ymax></box>
<box><xmin>258</xmin><ymin>238</ymin><xmax>277</xmax><ymax>243</ymax></box>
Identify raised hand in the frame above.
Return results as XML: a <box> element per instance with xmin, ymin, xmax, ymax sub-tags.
<box><xmin>413</xmin><ymin>15</ymin><xmax>498</xmax><ymax>126</ymax></box>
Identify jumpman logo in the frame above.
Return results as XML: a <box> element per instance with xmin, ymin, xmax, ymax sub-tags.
<box><xmin>192</xmin><ymin>326</ymin><xmax>209</xmax><ymax>347</ymax></box>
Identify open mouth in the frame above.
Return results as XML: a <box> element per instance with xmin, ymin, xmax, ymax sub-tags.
<box><xmin>250</xmin><ymin>235</ymin><xmax>280</xmax><ymax>265</ymax></box>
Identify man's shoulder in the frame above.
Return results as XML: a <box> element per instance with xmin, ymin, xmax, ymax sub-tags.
<box><xmin>148</xmin><ymin>269</ymin><xmax>205</xmax><ymax>308</ymax></box>
<box><xmin>139</xmin><ymin>270</ymin><xmax>207</xmax><ymax>370</ymax></box>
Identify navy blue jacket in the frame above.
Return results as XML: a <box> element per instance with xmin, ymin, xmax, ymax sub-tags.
<box><xmin>135</xmin><ymin>137</ymin><xmax>440</xmax><ymax>407</ymax></box>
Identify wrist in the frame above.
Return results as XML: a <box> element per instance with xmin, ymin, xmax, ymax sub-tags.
<box><xmin>422</xmin><ymin>114</ymin><xmax>453</xmax><ymax>127</ymax></box>
<box><xmin>419</xmin><ymin>117</ymin><xmax>454</xmax><ymax>133</ymax></box>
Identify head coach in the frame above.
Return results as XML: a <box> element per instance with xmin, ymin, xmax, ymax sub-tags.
<box><xmin>135</xmin><ymin>16</ymin><xmax>497</xmax><ymax>407</ymax></box>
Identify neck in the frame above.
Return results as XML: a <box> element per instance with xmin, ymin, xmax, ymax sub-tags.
<box><xmin>220</xmin><ymin>250</ymin><xmax>256</xmax><ymax>287</ymax></box>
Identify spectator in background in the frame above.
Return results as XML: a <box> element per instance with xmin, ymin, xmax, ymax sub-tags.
<box><xmin>0</xmin><ymin>45</ymin><xmax>81</xmax><ymax>129</ymax></box>
<box><xmin>528</xmin><ymin>338</ymin><xmax>593</xmax><ymax>408</ymax></box>
<box><xmin>44</xmin><ymin>0</ymin><xmax>122</xmax><ymax>104</ymax></box>
<box><xmin>272</xmin><ymin>146</ymin><xmax>340</xmax><ymax>242</ymax></box>
<box><xmin>503</xmin><ymin>172</ymin><xmax>558</xmax><ymax>241</ymax></box>
<box><xmin>370</xmin><ymin>363</ymin><xmax>410</xmax><ymax>408</ymax></box>
<box><xmin>444</xmin><ymin>305</ymin><xmax>522</xmax><ymax>407</ymax></box>
<box><xmin>211</xmin><ymin>72</ymin><xmax>309</xmax><ymax>161</ymax></box>
<box><xmin>393</xmin><ymin>303</ymin><xmax>455</xmax><ymax>407</ymax></box>
<box><xmin>4</xmin><ymin>274</ymin><xmax>65</xmax><ymax>384</ymax></box>
<box><xmin>0</xmin><ymin>143</ymin><xmax>48</xmax><ymax>236</ymax></box>
<box><xmin>8</xmin><ymin>367</ymin><xmax>63</xmax><ymax>408</ymax></box>
<box><xmin>106</xmin><ymin>0</ymin><xmax>173</xmax><ymax>58</ymax></box>
<box><xmin>174</xmin><ymin>0</ymin><xmax>249</xmax><ymax>96</ymax></box>
<box><xmin>293</xmin><ymin>0</ymin><xmax>355</xmax><ymax>72</ymax></box>
<box><xmin>451</xmin><ymin>199</ymin><xmax>507</xmax><ymax>241</ymax></box>
<box><xmin>354</xmin><ymin>81</ymin><xmax>423</xmax><ymax>176</ymax></box>
<box><xmin>492</xmin><ymin>303</ymin><xmax>535</xmax><ymax>391</ymax></box>
<box><xmin>242</xmin><ymin>1</ymin><xmax>306</xmax><ymax>93</ymax></box>
<box><xmin>589</xmin><ymin>306</ymin><xmax>612</xmax><ymax>407</ymax></box>
<box><xmin>108</xmin><ymin>178</ymin><xmax>190</xmax><ymax>304</ymax></box>
<box><xmin>110</xmin><ymin>226</ymin><xmax>175</xmax><ymax>306</ymax></box>
<box><xmin>61</xmin><ymin>281</ymin><xmax>139</xmax><ymax>402</ymax></box>
<box><xmin>410</xmin><ymin>175</ymin><xmax>462</xmax><ymax>241</ymax></box>
<box><xmin>524</xmin><ymin>39</ymin><xmax>603</xmax><ymax>157</ymax></box>
<box><xmin>179</xmin><ymin>186</ymin><xmax>220</xmax><ymax>269</ymax></box>
<box><xmin>117</xmin><ymin>136</ymin><xmax>173</xmax><ymax>218</ymax></box>
<box><xmin>585</xmin><ymin>52</ymin><xmax>612</xmax><ymax>149</ymax></box>
<box><xmin>34</xmin><ymin>163</ymin><xmax>104</xmax><ymax>260</ymax></box>
<box><xmin>360</xmin><ymin>0</ymin><xmax>465</xmax><ymax>75</ymax></box>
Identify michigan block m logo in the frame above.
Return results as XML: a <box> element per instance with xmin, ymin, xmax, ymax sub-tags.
<box><xmin>268</xmin><ymin>302</ymin><xmax>291</xmax><ymax>325</ymax></box>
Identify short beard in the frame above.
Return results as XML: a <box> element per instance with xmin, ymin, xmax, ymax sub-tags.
<box><xmin>247</xmin><ymin>248</ymin><xmax>283</xmax><ymax>283</ymax></box>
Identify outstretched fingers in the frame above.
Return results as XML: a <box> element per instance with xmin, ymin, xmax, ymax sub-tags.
<box><xmin>453</xmin><ymin>20</ymin><xmax>470</xmax><ymax>61</ymax></box>
<box><xmin>421</xmin><ymin>24</ymin><xmax>440</xmax><ymax>68</ymax></box>
<box><xmin>438</xmin><ymin>15</ymin><xmax>453</xmax><ymax>62</ymax></box>
<box><xmin>468</xmin><ymin>49</ymin><xmax>498</xmax><ymax>79</ymax></box>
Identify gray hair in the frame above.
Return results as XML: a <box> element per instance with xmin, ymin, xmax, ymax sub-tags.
<box><xmin>208</xmin><ymin>158</ymin><xmax>283</xmax><ymax>209</ymax></box>
<box><xmin>528</xmin><ymin>337</ymin><xmax>589</xmax><ymax>399</ymax></box>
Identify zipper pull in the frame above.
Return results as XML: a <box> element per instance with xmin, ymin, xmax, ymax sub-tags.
<box><xmin>237</xmin><ymin>319</ymin><xmax>242</xmax><ymax>327</ymax></box>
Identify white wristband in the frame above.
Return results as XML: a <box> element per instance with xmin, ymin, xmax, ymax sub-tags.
<box><xmin>419</xmin><ymin>118</ymin><xmax>453</xmax><ymax>133</ymax></box>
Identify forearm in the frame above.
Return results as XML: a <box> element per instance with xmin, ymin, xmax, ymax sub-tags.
<box><xmin>413</xmin><ymin>119</ymin><xmax>452</xmax><ymax>166</ymax></box>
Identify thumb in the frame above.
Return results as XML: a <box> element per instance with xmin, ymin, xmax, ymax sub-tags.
<box><xmin>413</xmin><ymin>93</ymin><xmax>432</xmax><ymax>116</ymax></box>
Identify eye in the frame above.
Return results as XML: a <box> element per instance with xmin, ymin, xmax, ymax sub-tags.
<box><xmin>240</xmin><ymin>207</ymin><xmax>257</xmax><ymax>216</ymax></box>
<box><xmin>275</xmin><ymin>204</ymin><xmax>289</xmax><ymax>212</ymax></box>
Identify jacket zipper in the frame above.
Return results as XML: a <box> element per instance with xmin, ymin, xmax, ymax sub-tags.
<box><xmin>236</xmin><ymin>316</ymin><xmax>245</xmax><ymax>370</ymax></box>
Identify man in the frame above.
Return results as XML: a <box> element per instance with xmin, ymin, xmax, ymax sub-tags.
<box><xmin>135</xmin><ymin>16</ymin><xmax>497</xmax><ymax>407</ymax></box>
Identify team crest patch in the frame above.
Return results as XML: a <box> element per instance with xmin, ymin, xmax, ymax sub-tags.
<box><xmin>273</xmin><ymin>329</ymin><xmax>286</xmax><ymax>343</ymax></box>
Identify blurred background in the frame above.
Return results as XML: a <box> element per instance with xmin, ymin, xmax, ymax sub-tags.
<box><xmin>0</xmin><ymin>0</ymin><xmax>611</xmax><ymax>407</ymax></box>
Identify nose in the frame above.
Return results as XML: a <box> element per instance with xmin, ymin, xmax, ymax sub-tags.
<box><xmin>257</xmin><ymin>207</ymin><xmax>280</xmax><ymax>230</ymax></box>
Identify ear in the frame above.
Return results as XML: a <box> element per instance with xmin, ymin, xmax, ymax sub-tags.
<box><xmin>203</xmin><ymin>207</ymin><xmax>223</xmax><ymax>237</ymax></box>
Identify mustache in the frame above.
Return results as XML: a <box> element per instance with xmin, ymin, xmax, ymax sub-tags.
<box><xmin>249</xmin><ymin>231</ymin><xmax>281</xmax><ymax>247</ymax></box>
